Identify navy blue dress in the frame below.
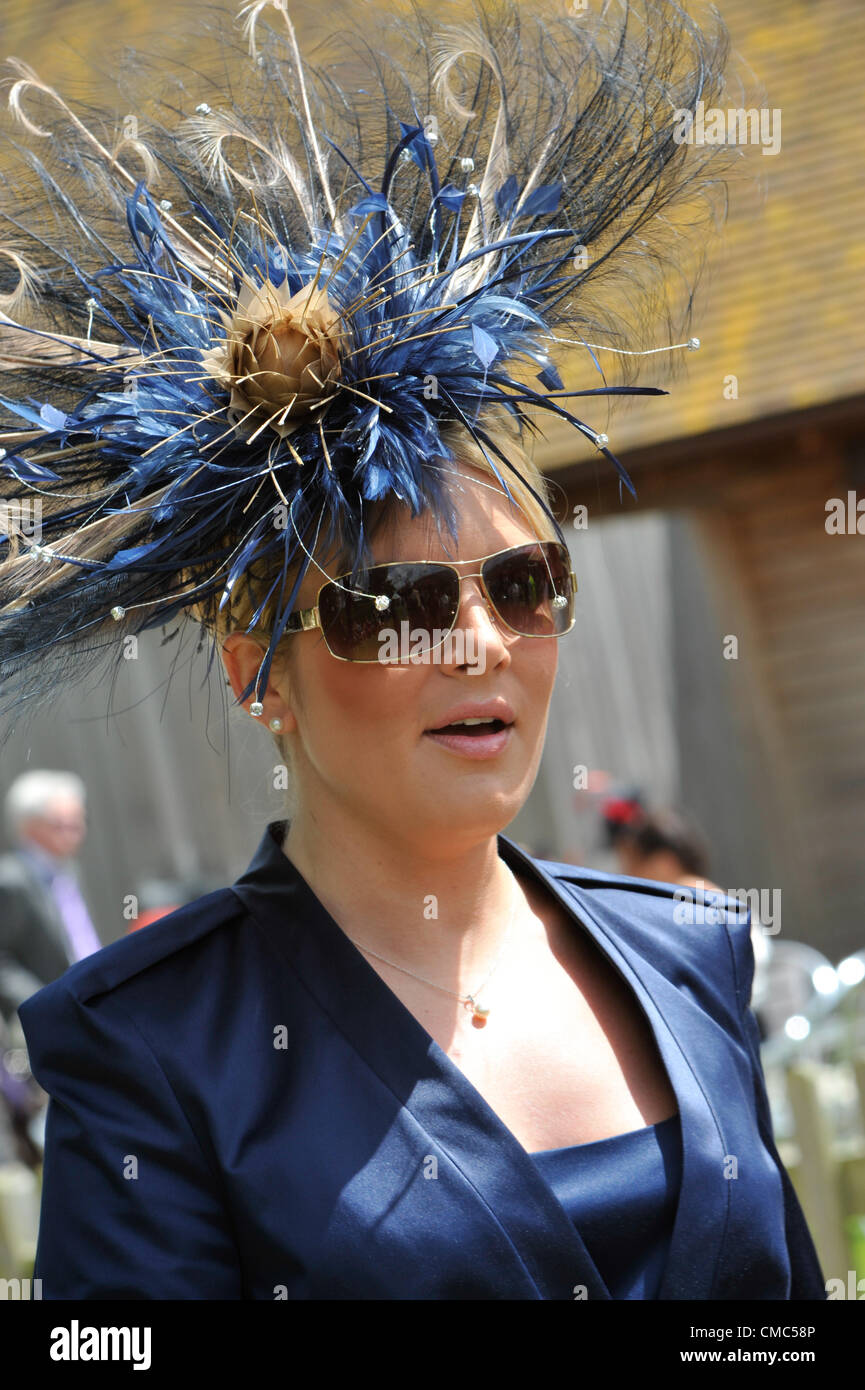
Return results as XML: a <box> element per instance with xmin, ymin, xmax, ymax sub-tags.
<box><xmin>530</xmin><ymin>1113</ymin><xmax>683</xmax><ymax>1299</ymax></box>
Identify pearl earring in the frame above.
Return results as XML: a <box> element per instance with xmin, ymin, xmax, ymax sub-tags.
<box><xmin>268</xmin><ymin>717</ymin><xmax>283</xmax><ymax>732</ymax></box>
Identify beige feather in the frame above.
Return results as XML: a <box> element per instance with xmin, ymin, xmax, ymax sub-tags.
<box><xmin>432</xmin><ymin>24</ymin><xmax>513</xmax><ymax>300</ymax></box>
<box><xmin>5</xmin><ymin>58</ymin><xmax>53</xmax><ymax>138</ymax></box>
<box><xmin>0</xmin><ymin>310</ymin><xmax>142</xmax><ymax>368</ymax></box>
<box><xmin>110</xmin><ymin>131</ymin><xmax>162</xmax><ymax>190</ymax></box>
<box><xmin>238</xmin><ymin>0</ymin><xmax>338</xmax><ymax>227</ymax></box>
<box><xmin>179</xmin><ymin>109</ymin><xmax>315</xmax><ymax>231</ymax></box>
<box><xmin>0</xmin><ymin>480</ymin><xmax>174</xmax><ymax>606</ymax></box>
<box><xmin>0</xmin><ymin>246</ymin><xmax>44</xmax><ymax>319</ymax></box>
<box><xmin>4</xmin><ymin>57</ymin><xmax>219</xmax><ymax>280</ymax></box>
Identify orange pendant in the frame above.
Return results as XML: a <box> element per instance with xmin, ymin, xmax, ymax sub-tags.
<box><xmin>466</xmin><ymin>998</ymin><xmax>490</xmax><ymax>1028</ymax></box>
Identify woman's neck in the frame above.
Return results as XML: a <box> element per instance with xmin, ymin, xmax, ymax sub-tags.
<box><xmin>280</xmin><ymin>807</ymin><xmax>525</xmax><ymax>981</ymax></box>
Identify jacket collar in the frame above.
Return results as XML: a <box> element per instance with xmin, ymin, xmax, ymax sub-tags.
<box><xmin>231</xmin><ymin>819</ymin><xmax>731</xmax><ymax>1300</ymax></box>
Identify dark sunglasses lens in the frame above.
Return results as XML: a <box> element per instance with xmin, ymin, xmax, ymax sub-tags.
<box><xmin>483</xmin><ymin>542</ymin><xmax>574</xmax><ymax>635</ymax></box>
<box><xmin>318</xmin><ymin>563</ymin><xmax>460</xmax><ymax>660</ymax></box>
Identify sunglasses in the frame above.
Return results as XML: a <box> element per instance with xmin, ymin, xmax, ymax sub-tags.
<box><xmin>283</xmin><ymin>541</ymin><xmax>578</xmax><ymax>662</ymax></box>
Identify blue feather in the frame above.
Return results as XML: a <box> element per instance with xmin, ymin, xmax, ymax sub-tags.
<box><xmin>0</xmin><ymin>0</ymin><xmax>726</xmax><ymax>735</ymax></box>
<box><xmin>471</xmin><ymin>323</ymin><xmax>499</xmax><ymax>368</ymax></box>
<box><xmin>0</xmin><ymin>456</ymin><xmax>61</xmax><ymax>484</ymax></box>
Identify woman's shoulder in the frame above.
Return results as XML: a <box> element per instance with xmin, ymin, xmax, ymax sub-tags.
<box><xmin>17</xmin><ymin>878</ymin><xmax>306</xmax><ymax>1123</ymax></box>
<box><xmin>18</xmin><ymin>884</ymin><xmax>250</xmax><ymax>1041</ymax></box>
<box><xmin>525</xmin><ymin>845</ymin><xmax>750</xmax><ymax>932</ymax></box>
<box><xmin>515</xmin><ymin>844</ymin><xmax>756</xmax><ymax>1014</ymax></box>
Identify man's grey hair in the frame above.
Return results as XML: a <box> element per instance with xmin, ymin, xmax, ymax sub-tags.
<box><xmin>4</xmin><ymin>770</ymin><xmax>87</xmax><ymax>842</ymax></box>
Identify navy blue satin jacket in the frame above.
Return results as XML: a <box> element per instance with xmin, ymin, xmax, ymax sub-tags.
<box><xmin>19</xmin><ymin>819</ymin><xmax>826</xmax><ymax>1300</ymax></box>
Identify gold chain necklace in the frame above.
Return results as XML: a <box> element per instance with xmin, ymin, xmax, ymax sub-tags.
<box><xmin>347</xmin><ymin>867</ymin><xmax>520</xmax><ymax>1028</ymax></box>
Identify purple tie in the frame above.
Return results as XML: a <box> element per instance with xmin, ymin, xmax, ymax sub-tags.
<box><xmin>49</xmin><ymin>869</ymin><xmax>102</xmax><ymax>963</ymax></box>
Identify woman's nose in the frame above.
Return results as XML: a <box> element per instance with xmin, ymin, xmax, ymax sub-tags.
<box><xmin>450</xmin><ymin>576</ymin><xmax>510</xmax><ymax>658</ymax></box>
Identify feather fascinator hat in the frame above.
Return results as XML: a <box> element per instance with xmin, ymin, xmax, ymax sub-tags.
<box><xmin>0</xmin><ymin>0</ymin><xmax>738</xmax><ymax>741</ymax></box>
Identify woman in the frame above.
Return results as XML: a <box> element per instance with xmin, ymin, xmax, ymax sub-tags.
<box><xmin>0</xmin><ymin>0</ymin><xmax>825</xmax><ymax>1298</ymax></box>
<box><xmin>17</xmin><ymin>425</ymin><xmax>826</xmax><ymax>1300</ymax></box>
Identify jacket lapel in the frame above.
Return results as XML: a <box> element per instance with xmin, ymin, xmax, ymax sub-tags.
<box><xmin>506</xmin><ymin>840</ymin><xmax>732</xmax><ymax>1301</ymax></box>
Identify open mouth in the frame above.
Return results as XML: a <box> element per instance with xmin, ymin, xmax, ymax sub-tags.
<box><xmin>426</xmin><ymin>717</ymin><xmax>509</xmax><ymax>736</ymax></box>
<box><xmin>422</xmin><ymin>717</ymin><xmax>514</xmax><ymax>758</ymax></box>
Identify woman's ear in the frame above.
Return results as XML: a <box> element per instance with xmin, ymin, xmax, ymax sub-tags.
<box><xmin>221</xmin><ymin>633</ymin><xmax>298</xmax><ymax>733</ymax></box>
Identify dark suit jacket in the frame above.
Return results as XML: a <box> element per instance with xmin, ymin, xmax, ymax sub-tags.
<box><xmin>19</xmin><ymin>819</ymin><xmax>827</xmax><ymax>1300</ymax></box>
<box><xmin>0</xmin><ymin>848</ymin><xmax>75</xmax><ymax>1024</ymax></box>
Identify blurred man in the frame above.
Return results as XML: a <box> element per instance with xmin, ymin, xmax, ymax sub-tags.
<box><xmin>0</xmin><ymin>770</ymin><xmax>101</xmax><ymax>1027</ymax></box>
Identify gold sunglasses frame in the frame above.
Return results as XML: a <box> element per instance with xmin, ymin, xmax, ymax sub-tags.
<box><xmin>283</xmin><ymin>540</ymin><xmax>579</xmax><ymax>663</ymax></box>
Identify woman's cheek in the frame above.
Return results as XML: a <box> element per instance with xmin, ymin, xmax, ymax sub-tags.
<box><xmin>528</xmin><ymin>641</ymin><xmax>558</xmax><ymax>705</ymax></box>
<box><xmin>309</xmin><ymin>655</ymin><xmax>410</xmax><ymax>736</ymax></box>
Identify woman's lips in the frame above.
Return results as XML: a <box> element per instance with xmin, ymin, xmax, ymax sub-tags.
<box><xmin>422</xmin><ymin>723</ymin><xmax>514</xmax><ymax>759</ymax></box>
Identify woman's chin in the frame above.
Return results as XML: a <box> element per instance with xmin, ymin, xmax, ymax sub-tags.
<box><xmin>405</xmin><ymin>783</ymin><xmax>524</xmax><ymax>843</ymax></box>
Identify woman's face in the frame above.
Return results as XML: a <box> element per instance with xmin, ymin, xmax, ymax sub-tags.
<box><xmin>224</xmin><ymin>463</ymin><xmax>562</xmax><ymax>851</ymax></box>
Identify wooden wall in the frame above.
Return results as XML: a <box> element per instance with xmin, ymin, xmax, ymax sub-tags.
<box><xmin>560</xmin><ymin>398</ymin><xmax>865</xmax><ymax>960</ymax></box>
